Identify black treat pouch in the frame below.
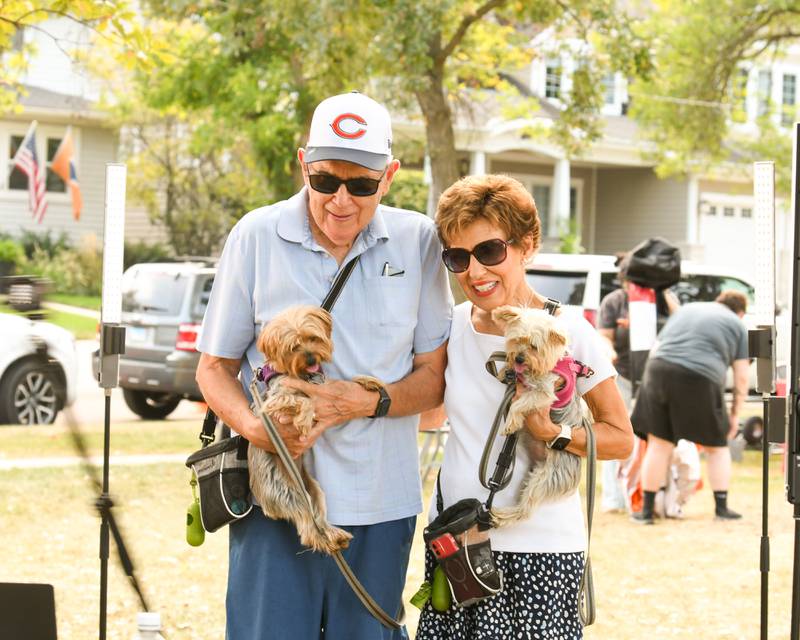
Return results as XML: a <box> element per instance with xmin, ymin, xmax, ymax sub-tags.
<box><xmin>185</xmin><ymin>435</ymin><xmax>252</xmax><ymax>532</ymax></box>
<box><xmin>423</xmin><ymin>498</ymin><xmax>503</xmax><ymax>607</ymax></box>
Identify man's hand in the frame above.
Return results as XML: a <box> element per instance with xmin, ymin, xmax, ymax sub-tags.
<box><xmin>246</xmin><ymin>411</ymin><xmax>327</xmax><ymax>459</ymax></box>
<box><xmin>279</xmin><ymin>378</ymin><xmax>377</xmax><ymax>429</ymax></box>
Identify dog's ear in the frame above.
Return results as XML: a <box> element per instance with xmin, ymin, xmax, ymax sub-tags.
<box><xmin>492</xmin><ymin>305</ymin><xmax>521</xmax><ymax>327</ymax></box>
<box><xmin>256</xmin><ymin>322</ymin><xmax>280</xmax><ymax>362</ymax></box>
<box><xmin>548</xmin><ymin>324</ymin><xmax>568</xmax><ymax>353</ymax></box>
<box><xmin>308</xmin><ymin>307</ymin><xmax>333</xmax><ymax>336</ymax></box>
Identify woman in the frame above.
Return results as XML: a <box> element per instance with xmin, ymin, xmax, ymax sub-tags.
<box><xmin>597</xmin><ymin>255</ymin><xmax>679</xmax><ymax>512</ymax></box>
<box><xmin>416</xmin><ymin>175</ymin><xmax>633</xmax><ymax>639</ymax></box>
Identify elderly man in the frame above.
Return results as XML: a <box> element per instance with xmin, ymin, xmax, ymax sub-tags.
<box><xmin>630</xmin><ymin>289</ymin><xmax>749</xmax><ymax>524</ymax></box>
<box><xmin>196</xmin><ymin>91</ymin><xmax>453</xmax><ymax>639</ymax></box>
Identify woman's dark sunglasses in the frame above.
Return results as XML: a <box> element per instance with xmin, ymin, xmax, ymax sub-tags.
<box><xmin>306</xmin><ymin>165</ymin><xmax>386</xmax><ymax>197</ymax></box>
<box><xmin>441</xmin><ymin>238</ymin><xmax>512</xmax><ymax>273</ymax></box>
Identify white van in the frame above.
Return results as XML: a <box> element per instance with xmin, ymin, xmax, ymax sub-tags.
<box><xmin>526</xmin><ymin>253</ymin><xmax>787</xmax><ymax>393</ymax></box>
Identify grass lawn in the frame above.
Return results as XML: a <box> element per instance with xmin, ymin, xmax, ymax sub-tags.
<box><xmin>48</xmin><ymin>293</ymin><xmax>102</xmax><ymax>310</ymax></box>
<box><xmin>0</xmin><ymin>304</ymin><xmax>98</xmax><ymax>340</ymax></box>
<box><xmin>0</xmin><ymin>417</ymin><xmax>794</xmax><ymax>639</ymax></box>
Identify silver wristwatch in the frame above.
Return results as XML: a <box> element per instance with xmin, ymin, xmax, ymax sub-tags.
<box><xmin>547</xmin><ymin>424</ymin><xmax>573</xmax><ymax>450</ymax></box>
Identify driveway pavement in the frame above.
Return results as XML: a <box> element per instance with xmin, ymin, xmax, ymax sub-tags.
<box><xmin>55</xmin><ymin>339</ymin><xmax>205</xmax><ymax>427</ymax></box>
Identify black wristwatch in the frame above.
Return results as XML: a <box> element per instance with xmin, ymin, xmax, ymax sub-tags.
<box><xmin>547</xmin><ymin>424</ymin><xmax>573</xmax><ymax>450</ymax></box>
<box><xmin>369</xmin><ymin>385</ymin><xmax>391</xmax><ymax>418</ymax></box>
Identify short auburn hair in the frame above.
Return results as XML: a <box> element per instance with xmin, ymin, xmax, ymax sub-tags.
<box><xmin>436</xmin><ymin>174</ymin><xmax>541</xmax><ymax>249</ymax></box>
<box><xmin>716</xmin><ymin>289</ymin><xmax>748</xmax><ymax>314</ymax></box>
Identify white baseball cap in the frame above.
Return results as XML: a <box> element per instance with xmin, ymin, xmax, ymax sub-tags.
<box><xmin>305</xmin><ymin>91</ymin><xmax>393</xmax><ymax>171</ymax></box>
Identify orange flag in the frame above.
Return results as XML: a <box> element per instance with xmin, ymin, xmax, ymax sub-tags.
<box><xmin>51</xmin><ymin>128</ymin><xmax>82</xmax><ymax>221</ymax></box>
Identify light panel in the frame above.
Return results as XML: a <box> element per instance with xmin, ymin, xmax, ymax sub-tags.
<box><xmin>101</xmin><ymin>164</ymin><xmax>127</xmax><ymax>325</ymax></box>
<box><xmin>753</xmin><ymin>161</ymin><xmax>775</xmax><ymax>327</ymax></box>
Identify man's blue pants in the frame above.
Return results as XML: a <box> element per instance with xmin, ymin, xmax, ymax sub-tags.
<box><xmin>226</xmin><ymin>509</ymin><xmax>416</xmax><ymax>640</ymax></box>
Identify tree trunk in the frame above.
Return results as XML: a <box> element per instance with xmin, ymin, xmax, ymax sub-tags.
<box><xmin>415</xmin><ymin>66</ymin><xmax>460</xmax><ymax>216</ymax></box>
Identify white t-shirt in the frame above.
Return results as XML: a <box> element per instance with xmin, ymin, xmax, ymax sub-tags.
<box><xmin>428</xmin><ymin>302</ymin><xmax>616</xmax><ymax>553</ymax></box>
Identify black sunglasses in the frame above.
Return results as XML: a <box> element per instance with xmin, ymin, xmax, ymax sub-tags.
<box><xmin>305</xmin><ymin>165</ymin><xmax>386</xmax><ymax>197</ymax></box>
<box><xmin>441</xmin><ymin>238</ymin><xmax>512</xmax><ymax>273</ymax></box>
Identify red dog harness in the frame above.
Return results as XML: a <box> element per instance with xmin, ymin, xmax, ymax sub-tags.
<box><xmin>550</xmin><ymin>357</ymin><xmax>594</xmax><ymax>409</ymax></box>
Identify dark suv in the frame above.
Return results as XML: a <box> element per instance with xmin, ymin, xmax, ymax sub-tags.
<box><xmin>115</xmin><ymin>259</ymin><xmax>215</xmax><ymax>419</ymax></box>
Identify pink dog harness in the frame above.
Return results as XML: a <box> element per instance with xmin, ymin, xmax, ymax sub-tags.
<box><xmin>551</xmin><ymin>357</ymin><xmax>594</xmax><ymax>409</ymax></box>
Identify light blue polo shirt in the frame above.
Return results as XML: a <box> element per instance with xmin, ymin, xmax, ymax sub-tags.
<box><xmin>198</xmin><ymin>188</ymin><xmax>453</xmax><ymax>525</ymax></box>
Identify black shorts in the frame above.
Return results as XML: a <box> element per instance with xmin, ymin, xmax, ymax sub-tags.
<box><xmin>631</xmin><ymin>358</ymin><xmax>728</xmax><ymax>447</ymax></box>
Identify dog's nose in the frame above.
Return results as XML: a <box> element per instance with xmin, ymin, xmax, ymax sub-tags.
<box><xmin>305</xmin><ymin>353</ymin><xmax>317</xmax><ymax>367</ymax></box>
<box><xmin>514</xmin><ymin>354</ymin><xmax>525</xmax><ymax>364</ymax></box>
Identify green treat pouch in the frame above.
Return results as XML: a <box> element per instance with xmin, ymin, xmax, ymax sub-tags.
<box><xmin>410</xmin><ymin>581</ymin><xmax>432</xmax><ymax>610</ymax></box>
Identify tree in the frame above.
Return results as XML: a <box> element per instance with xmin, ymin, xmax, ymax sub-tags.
<box><xmin>134</xmin><ymin>0</ymin><xmax>647</xmax><ymax>209</ymax></box>
<box><xmin>87</xmin><ymin>19</ymin><xmax>269</xmax><ymax>256</ymax></box>
<box><xmin>0</xmin><ymin>0</ymin><xmax>138</xmax><ymax>112</ymax></box>
<box><xmin>629</xmin><ymin>0</ymin><xmax>800</xmax><ymax>190</ymax></box>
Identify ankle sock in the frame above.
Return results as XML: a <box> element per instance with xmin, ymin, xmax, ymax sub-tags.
<box><xmin>642</xmin><ymin>490</ymin><xmax>656</xmax><ymax>518</ymax></box>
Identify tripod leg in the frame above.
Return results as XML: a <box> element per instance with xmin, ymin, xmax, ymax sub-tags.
<box><xmin>760</xmin><ymin>405</ymin><xmax>769</xmax><ymax>640</ymax></box>
<box><xmin>792</xmin><ymin>506</ymin><xmax>800</xmax><ymax>640</ymax></box>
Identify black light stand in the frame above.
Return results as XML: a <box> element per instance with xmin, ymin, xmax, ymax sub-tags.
<box><xmin>95</xmin><ymin>163</ymin><xmax>129</xmax><ymax>640</ymax></box>
<box><xmin>788</xmin><ymin>123</ymin><xmax>800</xmax><ymax>640</ymax></box>
<box><xmin>749</xmin><ymin>161</ymin><xmax>782</xmax><ymax>640</ymax></box>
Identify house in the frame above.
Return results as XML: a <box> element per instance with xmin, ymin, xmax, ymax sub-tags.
<box><xmin>398</xmin><ymin>31</ymin><xmax>796</xmax><ymax>306</ymax></box>
<box><xmin>0</xmin><ymin>18</ymin><xmax>165</xmax><ymax>247</ymax></box>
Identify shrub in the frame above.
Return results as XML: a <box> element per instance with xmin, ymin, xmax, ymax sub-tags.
<box><xmin>17</xmin><ymin>229</ymin><xmax>72</xmax><ymax>259</ymax></box>
<box><xmin>0</xmin><ymin>238</ymin><xmax>24</xmax><ymax>265</ymax></box>
<box><xmin>381</xmin><ymin>169</ymin><xmax>429</xmax><ymax>214</ymax></box>
<box><xmin>21</xmin><ymin>235</ymin><xmax>103</xmax><ymax>296</ymax></box>
<box><xmin>124</xmin><ymin>240</ymin><xmax>172</xmax><ymax>270</ymax></box>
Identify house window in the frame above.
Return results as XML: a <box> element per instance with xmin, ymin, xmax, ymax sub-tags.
<box><xmin>758</xmin><ymin>70</ymin><xmax>772</xmax><ymax>117</ymax></box>
<box><xmin>545</xmin><ymin>59</ymin><xmax>561</xmax><ymax>99</ymax></box>
<box><xmin>8</xmin><ymin>135</ymin><xmax>28</xmax><ymax>190</ymax></box>
<box><xmin>741</xmin><ymin>207</ymin><xmax>752</xmax><ymax>218</ymax></box>
<box><xmin>732</xmin><ymin>68</ymin><xmax>749</xmax><ymax>122</ymax></box>
<box><xmin>532</xmin><ymin>185</ymin><xmax>550</xmax><ymax>232</ymax></box>
<box><xmin>707</xmin><ymin>205</ymin><xmax>717</xmax><ymax>216</ymax></box>
<box><xmin>783</xmin><ymin>74</ymin><xmax>796</xmax><ymax>126</ymax></box>
<box><xmin>11</xmin><ymin>28</ymin><xmax>24</xmax><ymax>51</ymax></box>
<box><xmin>46</xmin><ymin>138</ymin><xmax>66</xmax><ymax>193</ymax></box>
<box><xmin>723</xmin><ymin>206</ymin><xmax>735</xmax><ymax>217</ymax></box>
<box><xmin>602</xmin><ymin>73</ymin><xmax>615</xmax><ymax>105</ymax></box>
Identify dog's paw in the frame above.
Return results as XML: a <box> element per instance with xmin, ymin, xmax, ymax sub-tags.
<box><xmin>353</xmin><ymin>375</ymin><xmax>384</xmax><ymax>392</ymax></box>
<box><xmin>502</xmin><ymin>414</ymin><xmax>524</xmax><ymax>436</ymax></box>
<box><xmin>301</xmin><ymin>526</ymin><xmax>353</xmax><ymax>555</ymax></box>
<box><xmin>325</xmin><ymin>526</ymin><xmax>353</xmax><ymax>552</ymax></box>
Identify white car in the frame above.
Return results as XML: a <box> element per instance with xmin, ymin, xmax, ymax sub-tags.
<box><xmin>0</xmin><ymin>313</ymin><xmax>78</xmax><ymax>424</ymax></box>
<box><xmin>526</xmin><ymin>253</ymin><xmax>788</xmax><ymax>393</ymax></box>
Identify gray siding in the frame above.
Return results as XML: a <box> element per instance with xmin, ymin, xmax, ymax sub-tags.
<box><xmin>594</xmin><ymin>168</ymin><xmax>689</xmax><ymax>255</ymax></box>
<box><xmin>0</xmin><ymin>121</ymin><xmax>170</xmax><ymax>248</ymax></box>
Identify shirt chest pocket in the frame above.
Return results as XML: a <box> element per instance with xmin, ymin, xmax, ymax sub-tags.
<box><xmin>363</xmin><ymin>276</ymin><xmax>418</xmax><ymax>328</ymax></box>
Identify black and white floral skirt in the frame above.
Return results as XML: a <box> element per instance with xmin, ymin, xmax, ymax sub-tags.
<box><xmin>415</xmin><ymin>547</ymin><xmax>584</xmax><ymax>640</ymax></box>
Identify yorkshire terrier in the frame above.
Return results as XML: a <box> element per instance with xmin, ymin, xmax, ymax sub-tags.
<box><xmin>249</xmin><ymin>304</ymin><xmax>384</xmax><ymax>554</ymax></box>
<box><xmin>489</xmin><ymin>305</ymin><xmax>591</xmax><ymax>528</ymax></box>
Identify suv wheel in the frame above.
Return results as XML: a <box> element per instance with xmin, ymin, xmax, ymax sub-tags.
<box><xmin>0</xmin><ymin>359</ymin><xmax>62</xmax><ymax>425</ymax></box>
<box><xmin>122</xmin><ymin>389</ymin><xmax>182</xmax><ymax>420</ymax></box>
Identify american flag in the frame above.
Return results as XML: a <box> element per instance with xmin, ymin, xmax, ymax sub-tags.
<box><xmin>13</xmin><ymin>123</ymin><xmax>48</xmax><ymax>222</ymax></box>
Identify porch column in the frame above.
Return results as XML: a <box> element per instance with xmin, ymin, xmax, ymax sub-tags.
<box><xmin>469</xmin><ymin>151</ymin><xmax>486</xmax><ymax>176</ymax></box>
<box><xmin>549</xmin><ymin>157</ymin><xmax>571</xmax><ymax>237</ymax></box>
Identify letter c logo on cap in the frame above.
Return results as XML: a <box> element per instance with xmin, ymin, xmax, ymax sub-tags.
<box><xmin>331</xmin><ymin>113</ymin><xmax>367</xmax><ymax>139</ymax></box>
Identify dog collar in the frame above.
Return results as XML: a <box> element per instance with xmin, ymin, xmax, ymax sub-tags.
<box><xmin>551</xmin><ymin>357</ymin><xmax>594</xmax><ymax>409</ymax></box>
<box><xmin>255</xmin><ymin>366</ymin><xmax>325</xmax><ymax>386</ymax></box>
<box><xmin>256</xmin><ymin>365</ymin><xmax>280</xmax><ymax>385</ymax></box>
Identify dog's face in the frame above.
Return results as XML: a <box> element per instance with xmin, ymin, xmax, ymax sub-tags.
<box><xmin>492</xmin><ymin>305</ymin><xmax>567</xmax><ymax>378</ymax></box>
<box><xmin>256</xmin><ymin>305</ymin><xmax>334</xmax><ymax>378</ymax></box>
